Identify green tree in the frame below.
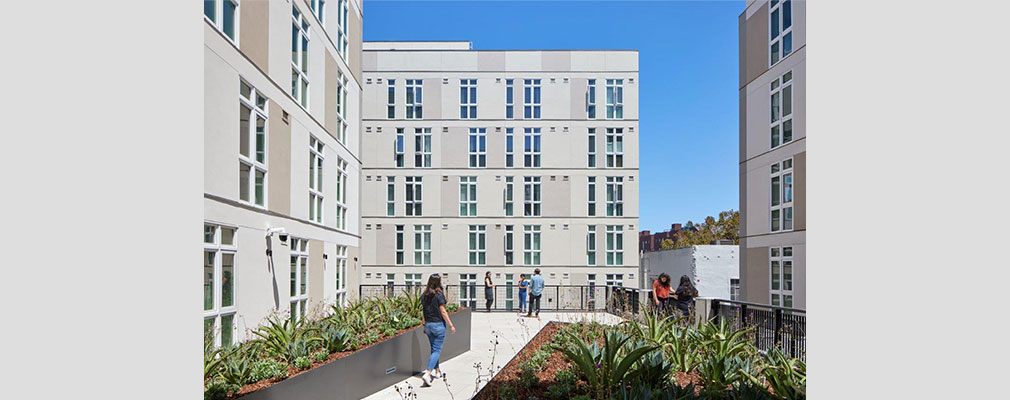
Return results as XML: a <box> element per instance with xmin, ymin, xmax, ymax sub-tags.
<box><xmin>659</xmin><ymin>238</ymin><xmax>676</xmax><ymax>250</ymax></box>
<box><xmin>674</xmin><ymin>210</ymin><xmax>739</xmax><ymax>248</ymax></box>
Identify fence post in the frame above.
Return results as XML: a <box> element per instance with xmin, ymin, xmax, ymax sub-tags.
<box><xmin>711</xmin><ymin>299</ymin><xmax>721</xmax><ymax>322</ymax></box>
<box><xmin>740</xmin><ymin>303</ymin><xmax>748</xmax><ymax>327</ymax></box>
<box><xmin>580</xmin><ymin>286</ymin><xmax>584</xmax><ymax>311</ymax></box>
<box><xmin>774</xmin><ymin>308</ymin><xmax>783</xmax><ymax>349</ymax></box>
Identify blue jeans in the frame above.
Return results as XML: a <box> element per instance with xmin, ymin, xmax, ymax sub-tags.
<box><xmin>518</xmin><ymin>290</ymin><xmax>527</xmax><ymax>312</ymax></box>
<box><xmin>424</xmin><ymin>322</ymin><xmax>446</xmax><ymax>371</ymax></box>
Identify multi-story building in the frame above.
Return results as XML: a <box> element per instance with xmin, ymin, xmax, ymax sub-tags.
<box><xmin>203</xmin><ymin>0</ymin><xmax>363</xmax><ymax>346</ymax></box>
<box><xmin>639</xmin><ymin>223</ymin><xmax>687</xmax><ymax>252</ymax></box>
<box><xmin>359</xmin><ymin>41</ymin><xmax>641</xmax><ymax>308</ymax></box>
<box><xmin>738</xmin><ymin>0</ymin><xmax>806</xmax><ymax>308</ymax></box>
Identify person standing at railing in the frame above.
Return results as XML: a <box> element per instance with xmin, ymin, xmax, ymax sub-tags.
<box><xmin>651</xmin><ymin>273</ymin><xmax>672</xmax><ymax>314</ymax></box>
<box><xmin>525</xmin><ymin>268</ymin><xmax>545</xmax><ymax>318</ymax></box>
<box><xmin>672</xmin><ymin>275</ymin><xmax>699</xmax><ymax>317</ymax></box>
<box><xmin>517</xmin><ymin>273</ymin><xmax>529</xmax><ymax>314</ymax></box>
<box><xmin>484</xmin><ymin>271</ymin><xmax>495</xmax><ymax>312</ymax></box>
<box><xmin>421</xmin><ymin>274</ymin><xmax>455</xmax><ymax>387</ymax></box>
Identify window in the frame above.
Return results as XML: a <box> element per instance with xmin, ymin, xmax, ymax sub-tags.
<box><xmin>505</xmin><ymin>79</ymin><xmax>515</xmax><ymax>119</ymax></box>
<box><xmin>468</xmin><ymin>128</ymin><xmax>487</xmax><ymax>168</ymax></box>
<box><xmin>239</xmin><ymin>80</ymin><xmax>268</xmax><ymax>207</ymax></box>
<box><xmin>387</xmin><ymin>80</ymin><xmax>396</xmax><ymax>119</ymax></box>
<box><xmin>204</xmin><ymin>223</ymin><xmax>237</xmax><ymax>347</ymax></box>
<box><xmin>605</xmin><ymin>273</ymin><xmax>624</xmax><ymax>286</ymax></box>
<box><xmin>523</xmin><ymin>225</ymin><xmax>541</xmax><ymax>265</ymax></box>
<box><xmin>469</xmin><ymin>225</ymin><xmax>487</xmax><ymax>265</ymax></box>
<box><xmin>587</xmin><ymin>177</ymin><xmax>597</xmax><ymax>216</ymax></box>
<box><xmin>504</xmin><ymin>176</ymin><xmax>514</xmax><ymax>216</ymax></box>
<box><xmin>406</xmin><ymin>79</ymin><xmax>423</xmax><ymax>119</ymax></box>
<box><xmin>390</xmin><ymin>128</ymin><xmax>404</xmax><ymax>168</ymax></box>
<box><xmin>335</xmin><ymin>245</ymin><xmax>347</xmax><ymax>305</ymax></box>
<box><xmin>769</xmin><ymin>0</ymin><xmax>793</xmax><ymax>66</ymax></box>
<box><xmin>336</xmin><ymin>73</ymin><xmax>348</xmax><ymax>144</ymax></box>
<box><xmin>606</xmin><ymin>128</ymin><xmax>624</xmax><ymax>168</ymax></box>
<box><xmin>770</xmin><ymin>158</ymin><xmax>794</xmax><ymax>232</ymax></box>
<box><xmin>395</xmin><ymin>225</ymin><xmax>405</xmax><ymax>265</ymax></box>
<box><xmin>405</xmin><ymin>176</ymin><xmax>422</xmax><ymax>216</ymax></box>
<box><xmin>414</xmin><ymin>128</ymin><xmax>432</xmax><ymax>168</ymax></box>
<box><xmin>523</xmin><ymin>176</ymin><xmax>541</xmax><ymax>217</ymax></box>
<box><xmin>405</xmin><ymin>273</ymin><xmax>423</xmax><ymax>288</ymax></box>
<box><xmin>524</xmin><ymin>128</ymin><xmax>541</xmax><ymax>168</ymax></box>
<box><xmin>308</xmin><ymin>136</ymin><xmax>324</xmax><ymax>224</ymax></box>
<box><xmin>413</xmin><ymin>225</ymin><xmax>432</xmax><ymax>265</ymax></box>
<box><xmin>335</xmin><ymin>158</ymin><xmax>348</xmax><ymax>230</ymax></box>
<box><xmin>769</xmin><ymin>247</ymin><xmax>794</xmax><ymax>307</ymax></box>
<box><xmin>606</xmin><ymin>177</ymin><xmax>624</xmax><ymax>216</ymax></box>
<box><xmin>505</xmin><ymin>128</ymin><xmax>515</xmax><ymax>168</ymax></box>
<box><xmin>606</xmin><ymin>225</ymin><xmax>624</xmax><ymax>266</ymax></box>
<box><xmin>386</xmin><ymin>273</ymin><xmax>396</xmax><ymax>287</ymax></box>
<box><xmin>606</xmin><ymin>79</ymin><xmax>624</xmax><ymax>119</ymax></box>
<box><xmin>587</xmin><ymin>128</ymin><xmax>597</xmax><ymax>167</ymax></box>
<box><xmin>523</xmin><ymin>79</ymin><xmax>541</xmax><ymax>119</ymax></box>
<box><xmin>586</xmin><ymin>79</ymin><xmax>597</xmax><ymax>118</ymax></box>
<box><xmin>588</xmin><ymin>273</ymin><xmax>598</xmax><ymax>303</ymax></box>
<box><xmin>310</xmin><ymin>0</ymin><xmax>325</xmax><ymax>26</ymax></box>
<box><xmin>459</xmin><ymin>176</ymin><xmax>477</xmax><ymax>217</ymax></box>
<box><xmin>289</xmin><ymin>237</ymin><xmax>309</xmax><ymax>322</ymax></box>
<box><xmin>730</xmin><ymin>278</ymin><xmax>740</xmax><ymax>301</ymax></box>
<box><xmin>460</xmin><ymin>79</ymin><xmax>477</xmax><ymax>119</ymax></box>
<box><xmin>334</xmin><ymin>0</ymin><xmax>349</xmax><ymax>60</ymax></box>
<box><xmin>291</xmin><ymin>6</ymin><xmax>310</xmax><ymax>108</ymax></box>
<box><xmin>459</xmin><ymin>273</ymin><xmax>477</xmax><ymax>309</ymax></box>
<box><xmin>770</xmin><ymin>71</ymin><xmax>794</xmax><ymax>149</ymax></box>
<box><xmin>386</xmin><ymin>176</ymin><xmax>395</xmax><ymax>216</ymax></box>
<box><xmin>586</xmin><ymin>225</ymin><xmax>597</xmax><ymax>265</ymax></box>
<box><xmin>205</xmin><ymin>0</ymin><xmax>238</xmax><ymax>42</ymax></box>
<box><xmin>504</xmin><ymin>225</ymin><xmax>514</xmax><ymax>265</ymax></box>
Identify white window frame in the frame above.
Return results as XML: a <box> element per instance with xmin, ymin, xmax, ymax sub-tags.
<box><xmin>606</xmin><ymin>225</ymin><xmax>624</xmax><ymax>266</ymax></box>
<box><xmin>505</xmin><ymin>79</ymin><xmax>515</xmax><ymax>119</ymax></box>
<box><xmin>504</xmin><ymin>176</ymin><xmax>514</xmax><ymax>217</ymax></box>
<box><xmin>769</xmin><ymin>0</ymin><xmax>794</xmax><ymax>67</ymax></box>
<box><xmin>395</xmin><ymin>225</ymin><xmax>405</xmax><ymax>265</ymax></box>
<box><xmin>336</xmin><ymin>73</ymin><xmax>349</xmax><ymax>144</ymax></box>
<box><xmin>606</xmin><ymin>176</ymin><xmax>624</xmax><ymax>217</ymax></box>
<box><xmin>770</xmin><ymin>71</ymin><xmax>794</xmax><ymax>149</ymax></box>
<box><xmin>606</xmin><ymin>79</ymin><xmax>624</xmax><ymax>119</ymax></box>
<box><xmin>523</xmin><ymin>225</ymin><xmax>541</xmax><ymax>266</ymax></box>
<box><xmin>335</xmin><ymin>158</ymin><xmax>348</xmax><ymax>230</ymax></box>
<box><xmin>310</xmin><ymin>0</ymin><xmax>326</xmax><ymax>26</ymax></box>
<box><xmin>336</xmin><ymin>0</ymin><xmax>348</xmax><ymax>60</ymax></box>
<box><xmin>523</xmin><ymin>176</ymin><xmax>541</xmax><ymax>217</ymax></box>
<box><xmin>770</xmin><ymin>158</ymin><xmax>794</xmax><ymax>232</ymax></box>
<box><xmin>468</xmin><ymin>128</ymin><xmax>487</xmax><ymax>168</ymax></box>
<box><xmin>289</xmin><ymin>237</ymin><xmax>309</xmax><ymax>322</ymax></box>
<box><xmin>394</xmin><ymin>128</ymin><xmax>405</xmax><ymax>167</ymax></box>
<box><xmin>239</xmin><ymin>79</ymin><xmax>268</xmax><ymax>208</ymax></box>
<box><xmin>459</xmin><ymin>176</ymin><xmax>478</xmax><ymax>217</ymax></box>
<box><xmin>587</xmin><ymin>177</ymin><xmax>597</xmax><ymax>216</ymax></box>
<box><xmin>587</xmin><ymin>225</ymin><xmax>597</xmax><ymax>265</ymax></box>
<box><xmin>387</xmin><ymin>79</ymin><xmax>396</xmax><ymax>119</ymax></box>
<box><xmin>414</xmin><ymin>127</ymin><xmax>432</xmax><ymax>168</ymax></box>
<box><xmin>386</xmin><ymin>176</ymin><xmax>396</xmax><ymax>216</ymax></box>
<box><xmin>405</xmin><ymin>272</ymin><xmax>423</xmax><ymax>288</ymax></box>
<box><xmin>523</xmin><ymin>79</ymin><xmax>541</xmax><ymax>119</ymax></box>
<box><xmin>468</xmin><ymin>225</ymin><xmax>487</xmax><ymax>265</ymax></box>
<box><xmin>586</xmin><ymin>79</ymin><xmax>597</xmax><ymax>118</ymax></box>
<box><xmin>291</xmin><ymin>6</ymin><xmax>310</xmax><ymax>108</ymax></box>
<box><xmin>405</xmin><ymin>176</ymin><xmax>422</xmax><ymax>216</ymax></box>
<box><xmin>587</xmin><ymin>127</ymin><xmax>597</xmax><ymax>168</ymax></box>
<box><xmin>414</xmin><ymin>224</ymin><xmax>432</xmax><ymax>265</ymax></box>
<box><xmin>334</xmin><ymin>245</ymin><xmax>348</xmax><ymax>306</ymax></box>
<box><xmin>504</xmin><ymin>225</ymin><xmax>515</xmax><ymax>265</ymax></box>
<box><xmin>406</xmin><ymin>79</ymin><xmax>423</xmax><ymax>119</ymax></box>
<box><xmin>769</xmin><ymin>246</ymin><xmax>794</xmax><ymax>307</ymax></box>
<box><xmin>204</xmin><ymin>223</ymin><xmax>237</xmax><ymax>347</ymax></box>
<box><xmin>605</xmin><ymin>273</ymin><xmax>624</xmax><ymax>287</ymax></box>
<box><xmin>309</xmin><ymin>136</ymin><xmax>325</xmax><ymax>224</ymax></box>
<box><xmin>524</xmin><ymin>127</ymin><xmax>541</xmax><ymax>168</ymax></box>
<box><xmin>460</xmin><ymin>79</ymin><xmax>477</xmax><ymax>119</ymax></box>
<box><xmin>204</xmin><ymin>0</ymin><xmax>239</xmax><ymax>44</ymax></box>
<box><xmin>505</xmin><ymin>127</ymin><xmax>515</xmax><ymax>168</ymax></box>
<box><xmin>606</xmin><ymin>128</ymin><xmax>624</xmax><ymax>168</ymax></box>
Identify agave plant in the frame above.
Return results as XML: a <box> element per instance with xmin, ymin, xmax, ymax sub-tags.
<box><xmin>697</xmin><ymin>354</ymin><xmax>759</xmax><ymax>397</ymax></box>
<box><xmin>614</xmin><ymin>382</ymin><xmax>697</xmax><ymax>400</ymax></box>
<box><xmin>318</xmin><ymin>322</ymin><xmax>351</xmax><ymax>354</ymax></box>
<box><xmin>559</xmin><ymin>329</ymin><xmax>658</xmax><ymax>399</ymax></box>
<box><xmin>204</xmin><ymin>335</ymin><xmax>224</xmax><ymax>381</ymax></box>
<box><xmin>744</xmin><ymin>349</ymin><xmax>805</xmax><ymax>400</ymax></box>
<box><xmin>621</xmin><ymin>307</ymin><xmax>680</xmax><ymax>345</ymax></box>
<box><xmin>252</xmin><ymin>316</ymin><xmax>322</xmax><ymax>363</ymax></box>
<box><xmin>625</xmin><ymin>349</ymin><xmax>674</xmax><ymax>389</ymax></box>
<box><xmin>219</xmin><ymin>353</ymin><xmax>251</xmax><ymax>386</ymax></box>
<box><xmin>662</xmin><ymin>323</ymin><xmax>701</xmax><ymax>373</ymax></box>
<box><xmin>697</xmin><ymin>319</ymin><xmax>755</xmax><ymax>360</ymax></box>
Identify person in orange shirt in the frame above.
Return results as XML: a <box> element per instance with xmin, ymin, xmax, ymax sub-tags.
<box><xmin>651</xmin><ymin>273</ymin><xmax>672</xmax><ymax>314</ymax></box>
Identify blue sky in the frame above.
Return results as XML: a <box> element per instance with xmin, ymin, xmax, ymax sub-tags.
<box><xmin>364</xmin><ymin>1</ymin><xmax>743</xmax><ymax>233</ymax></box>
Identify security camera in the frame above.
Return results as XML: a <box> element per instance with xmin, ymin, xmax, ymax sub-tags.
<box><xmin>266</xmin><ymin>227</ymin><xmax>288</xmax><ymax>243</ymax></box>
<box><xmin>278</xmin><ymin>232</ymin><xmax>289</xmax><ymax>243</ymax></box>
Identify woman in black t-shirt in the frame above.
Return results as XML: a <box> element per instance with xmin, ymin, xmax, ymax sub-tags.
<box><xmin>484</xmin><ymin>271</ymin><xmax>495</xmax><ymax>312</ymax></box>
<box><xmin>421</xmin><ymin>274</ymin><xmax>455</xmax><ymax>387</ymax></box>
<box><xmin>672</xmin><ymin>275</ymin><xmax>699</xmax><ymax>317</ymax></box>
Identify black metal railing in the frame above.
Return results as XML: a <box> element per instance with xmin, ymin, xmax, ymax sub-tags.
<box><xmin>360</xmin><ymin>284</ymin><xmax>642</xmax><ymax>313</ymax></box>
<box><xmin>710</xmin><ymin>299</ymin><xmax>806</xmax><ymax>360</ymax></box>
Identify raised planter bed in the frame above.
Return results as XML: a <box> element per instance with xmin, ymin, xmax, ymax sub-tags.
<box><xmin>238</xmin><ymin>308</ymin><xmax>471</xmax><ymax>400</ymax></box>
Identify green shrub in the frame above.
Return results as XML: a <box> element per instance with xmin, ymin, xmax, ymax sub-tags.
<box><xmin>745</xmin><ymin>349</ymin><xmax>805</xmax><ymax>400</ymax></box>
<box><xmin>360</xmin><ymin>330</ymin><xmax>380</xmax><ymax>345</ymax></box>
<box><xmin>204</xmin><ymin>378</ymin><xmax>240</xmax><ymax>400</ymax></box>
<box><xmin>293</xmin><ymin>356</ymin><xmax>312</xmax><ymax>370</ymax></box>
<box><xmin>383</xmin><ymin>327</ymin><xmax>398</xmax><ymax>337</ymax></box>
<box><xmin>626</xmin><ymin>350</ymin><xmax>673</xmax><ymax>389</ymax></box>
<box><xmin>498</xmin><ymin>384</ymin><xmax>518</xmax><ymax>400</ymax></box>
<box><xmin>446</xmin><ymin>303</ymin><xmax>460</xmax><ymax>312</ymax></box>
<box><xmin>544</xmin><ymin>367</ymin><xmax>576</xmax><ymax>399</ymax></box>
<box><xmin>519</xmin><ymin>365</ymin><xmax>540</xmax><ymax>390</ymax></box>
<box><xmin>319</xmin><ymin>323</ymin><xmax>351</xmax><ymax>354</ymax></box>
<box><xmin>219</xmin><ymin>354</ymin><xmax>251</xmax><ymax>387</ymax></box>
<box><xmin>251</xmin><ymin>317</ymin><xmax>322</xmax><ymax>363</ymax></box>
<box><xmin>521</xmin><ymin>349</ymin><xmax>552</xmax><ymax>371</ymax></box>
<box><xmin>312</xmin><ymin>349</ymin><xmax>329</xmax><ymax>364</ymax></box>
<box><xmin>249</xmin><ymin>358</ymin><xmax>289</xmax><ymax>382</ymax></box>
<box><xmin>559</xmin><ymin>329</ymin><xmax>657</xmax><ymax>398</ymax></box>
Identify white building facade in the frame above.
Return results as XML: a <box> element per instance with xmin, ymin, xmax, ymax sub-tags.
<box><xmin>203</xmin><ymin>0</ymin><xmax>364</xmax><ymax>346</ymax></box>
<box><xmin>641</xmin><ymin>245</ymin><xmax>740</xmax><ymax>300</ymax></box>
<box><xmin>359</xmin><ymin>42</ymin><xmax>641</xmax><ymax>308</ymax></box>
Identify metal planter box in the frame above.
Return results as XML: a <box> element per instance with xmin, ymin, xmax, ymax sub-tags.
<box><xmin>240</xmin><ymin>308</ymin><xmax>471</xmax><ymax>400</ymax></box>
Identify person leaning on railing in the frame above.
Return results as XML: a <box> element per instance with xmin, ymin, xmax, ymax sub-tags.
<box><xmin>652</xmin><ymin>273</ymin><xmax>672</xmax><ymax>313</ymax></box>
<box><xmin>672</xmin><ymin>275</ymin><xmax>699</xmax><ymax>317</ymax></box>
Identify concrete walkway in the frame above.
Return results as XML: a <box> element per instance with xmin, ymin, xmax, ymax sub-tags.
<box><xmin>362</xmin><ymin>311</ymin><xmax>623</xmax><ymax>400</ymax></box>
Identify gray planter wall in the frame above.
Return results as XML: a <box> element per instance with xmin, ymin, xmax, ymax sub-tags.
<box><xmin>240</xmin><ymin>308</ymin><xmax>471</xmax><ymax>400</ymax></box>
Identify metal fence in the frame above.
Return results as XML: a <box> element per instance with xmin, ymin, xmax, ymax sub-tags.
<box><xmin>360</xmin><ymin>284</ymin><xmax>638</xmax><ymax>313</ymax></box>
<box><xmin>711</xmin><ymin>299</ymin><xmax>806</xmax><ymax>360</ymax></box>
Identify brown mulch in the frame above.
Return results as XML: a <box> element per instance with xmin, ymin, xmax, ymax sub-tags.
<box><xmin>473</xmin><ymin>321</ymin><xmax>572</xmax><ymax>400</ymax></box>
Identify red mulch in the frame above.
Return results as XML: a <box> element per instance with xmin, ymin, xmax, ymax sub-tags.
<box><xmin>226</xmin><ymin>309</ymin><xmax>468</xmax><ymax>399</ymax></box>
<box><xmin>473</xmin><ymin>321</ymin><xmax>572</xmax><ymax>400</ymax></box>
